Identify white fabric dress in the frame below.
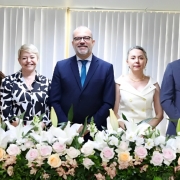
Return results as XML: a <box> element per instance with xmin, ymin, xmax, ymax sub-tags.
<box><xmin>115</xmin><ymin>75</ymin><xmax>157</xmax><ymax>124</ymax></box>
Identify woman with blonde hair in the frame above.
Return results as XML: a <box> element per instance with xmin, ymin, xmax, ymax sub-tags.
<box><xmin>0</xmin><ymin>44</ymin><xmax>51</xmax><ymax>127</ymax></box>
<box><xmin>114</xmin><ymin>46</ymin><xmax>163</xmax><ymax>128</ymax></box>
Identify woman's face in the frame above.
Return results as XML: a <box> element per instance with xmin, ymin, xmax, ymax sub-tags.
<box><xmin>18</xmin><ymin>51</ymin><xmax>38</xmax><ymax>72</ymax></box>
<box><xmin>127</xmin><ymin>49</ymin><xmax>147</xmax><ymax>72</ymax></box>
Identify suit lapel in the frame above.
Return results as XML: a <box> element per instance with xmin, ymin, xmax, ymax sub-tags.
<box><xmin>70</xmin><ymin>56</ymin><xmax>82</xmax><ymax>90</ymax></box>
<box><xmin>83</xmin><ymin>55</ymin><xmax>99</xmax><ymax>90</ymax></box>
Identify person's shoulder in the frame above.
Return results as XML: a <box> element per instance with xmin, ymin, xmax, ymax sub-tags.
<box><xmin>168</xmin><ymin>59</ymin><xmax>180</xmax><ymax>66</ymax></box>
<box><xmin>1</xmin><ymin>71</ymin><xmax>20</xmax><ymax>85</ymax></box>
<box><xmin>115</xmin><ymin>75</ymin><xmax>126</xmax><ymax>84</ymax></box>
<box><xmin>93</xmin><ymin>55</ymin><xmax>112</xmax><ymax>66</ymax></box>
<box><xmin>57</xmin><ymin>55</ymin><xmax>76</xmax><ymax>64</ymax></box>
<box><xmin>37</xmin><ymin>73</ymin><xmax>51</xmax><ymax>84</ymax></box>
<box><xmin>148</xmin><ymin>76</ymin><xmax>157</xmax><ymax>85</ymax></box>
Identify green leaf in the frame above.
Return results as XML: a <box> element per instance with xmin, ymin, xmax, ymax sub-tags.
<box><xmin>137</xmin><ymin>118</ymin><xmax>153</xmax><ymax>125</ymax></box>
<box><xmin>50</xmin><ymin>107</ymin><xmax>58</xmax><ymax>127</ymax></box>
<box><xmin>176</xmin><ymin>118</ymin><xmax>180</xmax><ymax>135</ymax></box>
<box><xmin>68</xmin><ymin>104</ymin><xmax>73</xmax><ymax>122</ymax></box>
<box><xmin>122</xmin><ymin>113</ymin><xmax>128</xmax><ymax>121</ymax></box>
<box><xmin>153</xmin><ymin>177</ymin><xmax>162</xmax><ymax>180</ymax></box>
<box><xmin>167</xmin><ymin>118</ymin><xmax>178</xmax><ymax>122</ymax></box>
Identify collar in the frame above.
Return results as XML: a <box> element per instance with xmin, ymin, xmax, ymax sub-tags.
<box><xmin>76</xmin><ymin>54</ymin><xmax>92</xmax><ymax>62</ymax></box>
<box><xmin>16</xmin><ymin>70</ymin><xmax>41</xmax><ymax>82</ymax></box>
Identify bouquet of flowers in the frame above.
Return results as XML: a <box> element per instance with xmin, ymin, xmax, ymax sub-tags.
<box><xmin>1</xmin><ymin>108</ymin><xmax>180</xmax><ymax>180</ymax></box>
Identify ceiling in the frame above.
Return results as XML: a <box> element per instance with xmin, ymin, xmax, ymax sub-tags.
<box><xmin>0</xmin><ymin>0</ymin><xmax>180</xmax><ymax>11</ymax></box>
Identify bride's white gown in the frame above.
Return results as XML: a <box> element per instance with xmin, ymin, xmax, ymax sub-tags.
<box><xmin>114</xmin><ymin>75</ymin><xmax>166</xmax><ymax>135</ymax></box>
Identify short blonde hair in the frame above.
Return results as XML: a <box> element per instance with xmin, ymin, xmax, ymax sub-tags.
<box><xmin>18</xmin><ymin>44</ymin><xmax>39</xmax><ymax>59</ymax></box>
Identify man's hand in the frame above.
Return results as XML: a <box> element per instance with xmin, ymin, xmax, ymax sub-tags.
<box><xmin>78</xmin><ymin>125</ymin><xmax>89</xmax><ymax>136</ymax></box>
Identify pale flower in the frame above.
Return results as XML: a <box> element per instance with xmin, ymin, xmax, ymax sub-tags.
<box><xmin>166</xmin><ymin>138</ymin><xmax>177</xmax><ymax>151</ymax></box>
<box><xmin>118</xmin><ymin>151</ymin><xmax>132</xmax><ymax>163</ymax></box>
<box><xmin>66</xmin><ymin>147</ymin><xmax>80</xmax><ymax>159</ymax></box>
<box><xmin>48</xmin><ymin>154</ymin><xmax>61</xmax><ymax>168</ymax></box>
<box><xmin>100</xmin><ymin>147</ymin><xmax>115</xmax><ymax>162</ymax></box>
<box><xmin>144</xmin><ymin>138</ymin><xmax>154</xmax><ymax>150</ymax></box>
<box><xmin>7</xmin><ymin>166</ymin><xmax>14</xmax><ymax>176</ymax></box>
<box><xmin>0</xmin><ymin>127</ymin><xmax>10</xmax><ymax>149</ymax></box>
<box><xmin>26</xmin><ymin>149</ymin><xmax>39</xmax><ymax>161</ymax></box>
<box><xmin>6</xmin><ymin>144</ymin><xmax>21</xmax><ymax>156</ymax></box>
<box><xmin>0</xmin><ymin>147</ymin><xmax>6</xmax><ymax>161</ymax></box>
<box><xmin>83</xmin><ymin>158</ymin><xmax>95</xmax><ymax>169</ymax></box>
<box><xmin>150</xmin><ymin>151</ymin><xmax>163</xmax><ymax>166</ymax></box>
<box><xmin>162</xmin><ymin>147</ymin><xmax>176</xmax><ymax>165</ymax></box>
<box><xmin>47</xmin><ymin>121</ymin><xmax>82</xmax><ymax>145</ymax></box>
<box><xmin>95</xmin><ymin>173</ymin><xmax>106</xmax><ymax>180</ymax></box>
<box><xmin>78</xmin><ymin>137</ymin><xmax>84</xmax><ymax>144</ymax></box>
<box><xmin>135</xmin><ymin>146</ymin><xmax>147</xmax><ymax>159</ymax></box>
<box><xmin>87</xmin><ymin>122</ymin><xmax>98</xmax><ymax>138</ymax></box>
<box><xmin>52</xmin><ymin>142</ymin><xmax>66</xmax><ymax>155</ymax></box>
<box><xmin>109</xmin><ymin>109</ymin><xmax>119</xmax><ymax>131</ymax></box>
<box><xmin>125</xmin><ymin>132</ymin><xmax>136</xmax><ymax>142</ymax></box>
<box><xmin>93</xmin><ymin>131</ymin><xmax>108</xmax><ymax>151</ymax></box>
<box><xmin>154</xmin><ymin>136</ymin><xmax>166</xmax><ymax>146</ymax></box>
<box><xmin>108</xmin><ymin>135</ymin><xmax>119</xmax><ymax>146</ymax></box>
<box><xmin>135</xmin><ymin>136</ymin><xmax>144</xmax><ymax>146</ymax></box>
<box><xmin>117</xmin><ymin>141</ymin><xmax>130</xmax><ymax>152</ymax></box>
<box><xmin>81</xmin><ymin>142</ymin><xmax>95</xmax><ymax>156</ymax></box>
<box><xmin>38</xmin><ymin>145</ymin><xmax>52</xmax><ymax>157</ymax></box>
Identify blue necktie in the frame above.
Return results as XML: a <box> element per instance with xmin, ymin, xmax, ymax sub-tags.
<box><xmin>80</xmin><ymin>60</ymin><xmax>88</xmax><ymax>86</ymax></box>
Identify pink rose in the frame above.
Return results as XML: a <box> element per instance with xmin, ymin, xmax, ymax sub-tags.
<box><xmin>83</xmin><ymin>158</ymin><xmax>94</xmax><ymax>169</ymax></box>
<box><xmin>150</xmin><ymin>151</ymin><xmax>163</xmax><ymax>166</ymax></box>
<box><xmin>6</xmin><ymin>144</ymin><xmax>21</xmax><ymax>156</ymax></box>
<box><xmin>135</xmin><ymin>146</ymin><xmax>147</xmax><ymax>159</ymax></box>
<box><xmin>52</xmin><ymin>142</ymin><xmax>66</xmax><ymax>154</ymax></box>
<box><xmin>39</xmin><ymin>145</ymin><xmax>52</xmax><ymax>157</ymax></box>
<box><xmin>26</xmin><ymin>149</ymin><xmax>39</xmax><ymax>161</ymax></box>
<box><xmin>66</xmin><ymin>147</ymin><xmax>80</xmax><ymax>159</ymax></box>
<box><xmin>100</xmin><ymin>147</ymin><xmax>115</xmax><ymax>162</ymax></box>
<box><xmin>162</xmin><ymin>147</ymin><xmax>176</xmax><ymax>164</ymax></box>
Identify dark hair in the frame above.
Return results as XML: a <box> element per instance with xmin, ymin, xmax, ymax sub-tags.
<box><xmin>0</xmin><ymin>71</ymin><xmax>5</xmax><ymax>85</ymax></box>
<box><xmin>127</xmin><ymin>45</ymin><xmax>148</xmax><ymax>61</ymax></box>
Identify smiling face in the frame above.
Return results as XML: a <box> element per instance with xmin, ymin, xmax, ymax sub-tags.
<box><xmin>18</xmin><ymin>51</ymin><xmax>38</xmax><ymax>73</ymax></box>
<box><xmin>72</xmin><ymin>26</ymin><xmax>95</xmax><ymax>59</ymax></box>
<box><xmin>127</xmin><ymin>49</ymin><xmax>147</xmax><ymax>72</ymax></box>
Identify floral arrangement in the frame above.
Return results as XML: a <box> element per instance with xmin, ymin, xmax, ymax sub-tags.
<box><xmin>1</xmin><ymin>109</ymin><xmax>180</xmax><ymax>180</ymax></box>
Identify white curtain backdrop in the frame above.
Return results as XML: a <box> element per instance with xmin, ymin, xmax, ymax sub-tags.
<box><xmin>0</xmin><ymin>7</ymin><xmax>66</xmax><ymax>79</ymax></box>
<box><xmin>1</xmin><ymin>7</ymin><xmax>180</xmax><ymax>134</ymax></box>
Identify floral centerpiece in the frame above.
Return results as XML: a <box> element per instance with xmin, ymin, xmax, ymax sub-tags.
<box><xmin>1</xmin><ymin>109</ymin><xmax>180</xmax><ymax>180</ymax></box>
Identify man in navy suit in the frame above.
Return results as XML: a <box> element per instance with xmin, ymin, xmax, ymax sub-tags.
<box><xmin>160</xmin><ymin>60</ymin><xmax>180</xmax><ymax>135</ymax></box>
<box><xmin>50</xmin><ymin>26</ymin><xmax>115</xmax><ymax>134</ymax></box>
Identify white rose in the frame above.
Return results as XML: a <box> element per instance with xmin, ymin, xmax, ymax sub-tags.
<box><xmin>6</xmin><ymin>144</ymin><xmax>21</xmax><ymax>156</ymax></box>
<box><xmin>83</xmin><ymin>158</ymin><xmax>94</xmax><ymax>169</ymax></box>
<box><xmin>66</xmin><ymin>147</ymin><xmax>80</xmax><ymax>158</ymax></box>
<box><xmin>81</xmin><ymin>143</ymin><xmax>95</xmax><ymax>157</ymax></box>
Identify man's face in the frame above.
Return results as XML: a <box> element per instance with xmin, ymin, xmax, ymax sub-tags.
<box><xmin>72</xmin><ymin>27</ymin><xmax>95</xmax><ymax>59</ymax></box>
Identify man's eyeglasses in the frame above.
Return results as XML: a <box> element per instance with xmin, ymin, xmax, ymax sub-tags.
<box><xmin>73</xmin><ymin>36</ymin><xmax>92</xmax><ymax>42</ymax></box>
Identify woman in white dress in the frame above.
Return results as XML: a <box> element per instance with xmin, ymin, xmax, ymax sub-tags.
<box><xmin>114</xmin><ymin>46</ymin><xmax>163</xmax><ymax>128</ymax></box>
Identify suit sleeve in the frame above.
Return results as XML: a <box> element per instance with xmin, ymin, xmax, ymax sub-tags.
<box><xmin>91</xmin><ymin>64</ymin><xmax>115</xmax><ymax>129</ymax></box>
<box><xmin>160</xmin><ymin>63</ymin><xmax>180</xmax><ymax>120</ymax></box>
<box><xmin>50</xmin><ymin>63</ymin><xmax>68</xmax><ymax>123</ymax></box>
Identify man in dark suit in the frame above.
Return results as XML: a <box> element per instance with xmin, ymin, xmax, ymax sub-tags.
<box><xmin>160</xmin><ymin>60</ymin><xmax>180</xmax><ymax>135</ymax></box>
<box><xmin>50</xmin><ymin>26</ymin><xmax>115</xmax><ymax>133</ymax></box>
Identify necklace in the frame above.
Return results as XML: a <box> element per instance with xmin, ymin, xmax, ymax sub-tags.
<box><xmin>129</xmin><ymin>74</ymin><xmax>145</xmax><ymax>82</ymax></box>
